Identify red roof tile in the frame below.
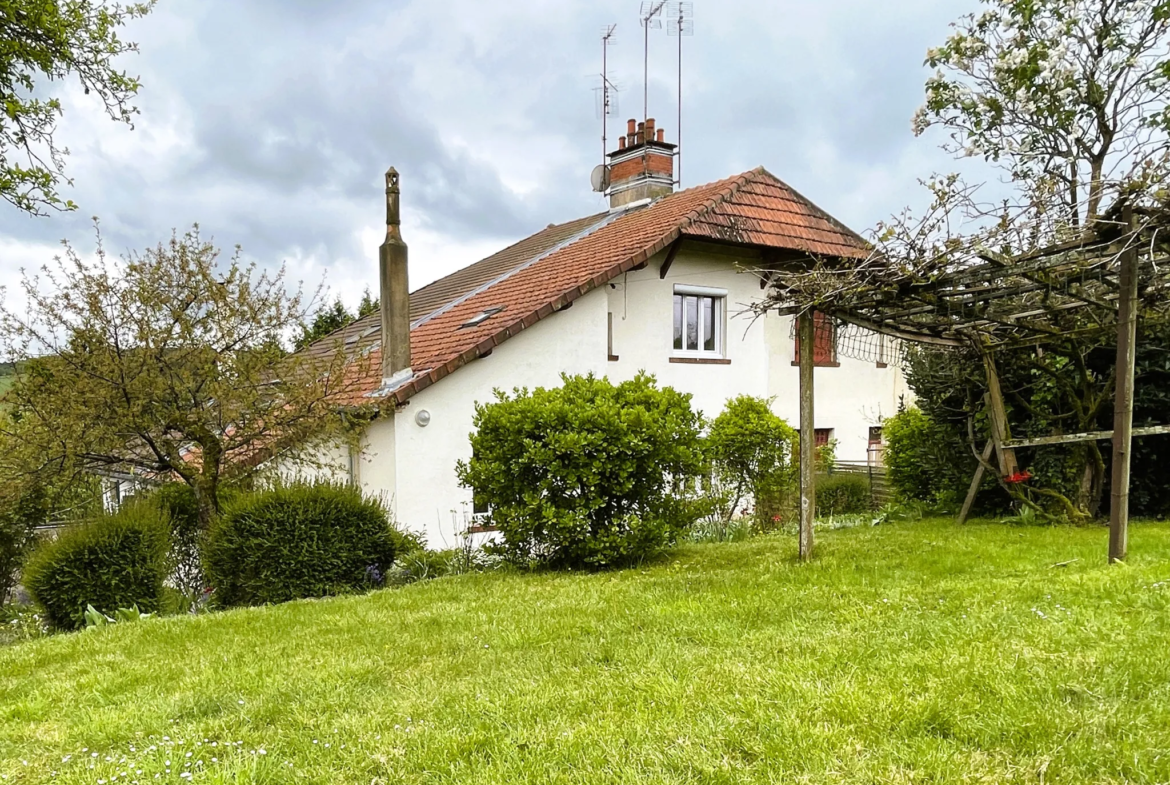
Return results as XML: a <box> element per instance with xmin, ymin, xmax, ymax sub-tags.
<box><xmin>325</xmin><ymin>167</ymin><xmax>867</xmax><ymax>407</ymax></box>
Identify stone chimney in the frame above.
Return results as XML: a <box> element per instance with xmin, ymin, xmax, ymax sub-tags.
<box><xmin>379</xmin><ymin>167</ymin><xmax>412</xmax><ymax>389</ymax></box>
<box><xmin>605</xmin><ymin>117</ymin><xmax>677</xmax><ymax>208</ymax></box>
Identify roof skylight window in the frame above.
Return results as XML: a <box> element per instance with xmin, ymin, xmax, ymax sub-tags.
<box><xmin>460</xmin><ymin>306</ymin><xmax>506</xmax><ymax>329</ymax></box>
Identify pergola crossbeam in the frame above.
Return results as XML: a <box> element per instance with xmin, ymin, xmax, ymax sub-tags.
<box><xmin>769</xmin><ymin>210</ymin><xmax>1170</xmax><ymax>565</ymax></box>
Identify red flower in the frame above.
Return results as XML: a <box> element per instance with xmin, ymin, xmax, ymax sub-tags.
<box><xmin>1004</xmin><ymin>471</ymin><xmax>1033</xmax><ymax>485</ymax></box>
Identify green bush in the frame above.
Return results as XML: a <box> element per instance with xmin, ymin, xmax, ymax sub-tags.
<box><xmin>203</xmin><ymin>483</ymin><xmax>411</xmax><ymax>607</ymax></box>
<box><xmin>817</xmin><ymin>473</ymin><xmax>873</xmax><ymax>516</ymax></box>
<box><xmin>22</xmin><ymin>504</ymin><xmax>170</xmax><ymax>631</ymax></box>
<box><xmin>883</xmin><ymin>408</ymin><xmax>951</xmax><ymax>504</ymax></box>
<box><xmin>457</xmin><ymin>373</ymin><xmax>706</xmax><ymax>570</ymax></box>
<box><xmin>706</xmin><ymin>396</ymin><xmax>798</xmax><ymax>525</ymax></box>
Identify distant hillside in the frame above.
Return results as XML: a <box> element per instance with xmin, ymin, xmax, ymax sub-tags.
<box><xmin>0</xmin><ymin>363</ymin><xmax>14</xmax><ymax>399</ymax></box>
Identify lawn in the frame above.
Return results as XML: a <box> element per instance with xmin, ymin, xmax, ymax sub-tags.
<box><xmin>2</xmin><ymin>520</ymin><xmax>1170</xmax><ymax>785</ymax></box>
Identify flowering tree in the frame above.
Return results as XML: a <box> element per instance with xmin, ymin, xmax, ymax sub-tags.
<box><xmin>915</xmin><ymin>0</ymin><xmax>1170</xmax><ymax>228</ymax></box>
<box><xmin>0</xmin><ymin>227</ymin><xmax>370</xmax><ymax>528</ymax></box>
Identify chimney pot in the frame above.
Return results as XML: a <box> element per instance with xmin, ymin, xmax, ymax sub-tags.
<box><xmin>636</xmin><ymin>121</ymin><xmax>645</xmax><ymax>146</ymax></box>
<box><xmin>619</xmin><ymin>136</ymin><xmax>626</xmax><ymax>149</ymax></box>
<box><xmin>656</xmin><ymin>128</ymin><xmax>665</xmax><ymax>143</ymax></box>
<box><xmin>645</xmin><ymin>118</ymin><xmax>656</xmax><ymax>141</ymax></box>
<box><xmin>627</xmin><ymin>119</ymin><xmax>637</xmax><ymax>136</ymax></box>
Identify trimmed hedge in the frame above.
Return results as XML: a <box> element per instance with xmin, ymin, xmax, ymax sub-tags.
<box><xmin>22</xmin><ymin>504</ymin><xmax>170</xmax><ymax>631</ymax></box>
<box><xmin>817</xmin><ymin>473</ymin><xmax>872</xmax><ymax>516</ymax></box>
<box><xmin>203</xmin><ymin>483</ymin><xmax>411</xmax><ymax>607</ymax></box>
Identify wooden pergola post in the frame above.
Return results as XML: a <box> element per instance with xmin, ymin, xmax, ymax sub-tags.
<box><xmin>798</xmin><ymin>311</ymin><xmax>816</xmax><ymax>560</ymax></box>
<box><xmin>981</xmin><ymin>352</ymin><xmax>1019</xmax><ymax>478</ymax></box>
<box><xmin>1110</xmin><ymin>204</ymin><xmax>1139</xmax><ymax>564</ymax></box>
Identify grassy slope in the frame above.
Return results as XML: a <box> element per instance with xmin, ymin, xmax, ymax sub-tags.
<box><xmin>2</xmin><ymin>520</ymin><xmax>1170</xmax><ymax>784</ymax></box>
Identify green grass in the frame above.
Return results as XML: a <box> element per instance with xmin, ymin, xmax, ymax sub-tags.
<box><xmin>3</xmin><ymin>520</ymin><xmax>1170</xmax><ymax>784</ymax></box>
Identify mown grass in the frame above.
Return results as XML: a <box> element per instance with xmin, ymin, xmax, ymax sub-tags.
<box><xmin>2</xmin><ymin>519</ymin><xmax>1170</xmax><ymax>784</ymax></box>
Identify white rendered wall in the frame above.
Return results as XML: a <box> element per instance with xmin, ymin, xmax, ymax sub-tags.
<box><xmin>384</xmin><ymin>289</ymin><xmax>610</xmax><ymax>547</ymax></box>
<box><xmin>605</xmin><ymin>249</ymin><xmax>771</xmax><ymax>419</ymax></box>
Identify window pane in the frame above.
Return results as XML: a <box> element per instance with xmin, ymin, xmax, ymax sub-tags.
<box><xmin>703</xmin><ymin>297</ymin><xmax>716</xmax><ymax>352</ymax></box>
<box><xmin>673</xmin><ymin>296</ymin><xmax>683</xmax><ymax>350</ymax></box>
<box><xmin>686</xmin><ymin>297</ymin><xmax>698</xmax><ymax>350</ymax></box>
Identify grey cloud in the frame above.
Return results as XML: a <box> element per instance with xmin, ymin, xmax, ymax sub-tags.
<box><xmin>0</xmin><ymin>0</ymin><xmax>983</xmax><ymax>304</ymax></box>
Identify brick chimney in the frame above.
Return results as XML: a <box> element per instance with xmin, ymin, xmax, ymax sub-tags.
<box><xmin>379</xmin><ymin>167</ymin><xmax>412</xmax><ymax>389</ymax></box>
<box><xmin>605</xmin><ymin>117</ymin><xmax>676</xmax><ymax>208</ymax></box>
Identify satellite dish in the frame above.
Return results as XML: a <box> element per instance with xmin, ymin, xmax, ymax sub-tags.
<box><xmin>590</xmin><ymin>164</ymin><xmax>611</xmax><ymax>193</ymax></box>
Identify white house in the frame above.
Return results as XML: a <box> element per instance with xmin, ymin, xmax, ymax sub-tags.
<box><xmin>300</xmin><ymin>118</ymin><xmax>909</xmax><ymax>548</ymax></box>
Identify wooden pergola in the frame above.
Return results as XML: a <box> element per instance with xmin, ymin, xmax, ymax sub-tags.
<box><xmin>774</xmin><ymin>204</ymin><xmax>1170</xmax><ymax>563</ymax></box>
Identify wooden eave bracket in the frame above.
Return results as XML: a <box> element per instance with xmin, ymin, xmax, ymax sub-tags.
<box><xmin>659</xmin><ymin>240</ymin><xmax>682</xmax><ymax>280</ymax></box>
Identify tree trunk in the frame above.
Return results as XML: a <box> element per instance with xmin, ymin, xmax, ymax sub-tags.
<box><xmin>191</xmin><ymin>474</ymin><xmax>220</xmax><ymax>531</ymax></box>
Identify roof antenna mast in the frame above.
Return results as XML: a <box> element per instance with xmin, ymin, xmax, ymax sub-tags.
<box><xmin>599</xmin><ymin>24</ymin><xmax>618</xmax><ymax>166</ymax></box>
<box><xmin>667</xmin><ymin>2</ymin><xmax>694</xmax><ymax>187</ymax></box>
<box><xmin>639</xmin><ymin>1</ymin><xmax>667</xmax><ymax>122</ymax></box>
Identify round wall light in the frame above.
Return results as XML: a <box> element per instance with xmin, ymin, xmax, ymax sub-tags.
<box><xmin>414</xmin><ymin>409</ymin><xmax>432</xmax><ymax>428</ymax></box>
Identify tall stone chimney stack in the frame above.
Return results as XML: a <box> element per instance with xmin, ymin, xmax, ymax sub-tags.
<box><xmin>380</xmin><ymin>167</ymin><xmax>412</xmax><ymax>389</ymax></box>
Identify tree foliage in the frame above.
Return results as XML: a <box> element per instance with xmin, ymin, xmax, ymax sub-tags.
<box><xmin>457</xmin><ymin>373</ymin><xmax>706</xmax><ymax>570</ymax></box>
<box><xmin>0</xmin><ymin>0</ymin><xmax>155</xmax><ymax>215</ymax></box>
<box><xmin>904</xmin><ymin>329</ymin><xmax>1170</xmax><ymax>519</ymax></box>
<box><xmin>295</xmin><ymin>298</ymin><xmax>355</xmax><ymax>352</ymax></box>
<box><xmin>916</xmin><ymin>0</ymin><xmax>1170</xmax><ymax>227</ymax></box>
<box><xmin>0</xmin><ymin>481</ymin><xmax>46</xmax><ymax>604</ymax></box>
<box><xmin>0</xmin><ymin>226</ymin><xmax>372</xmax><ymax>529</ymax></box>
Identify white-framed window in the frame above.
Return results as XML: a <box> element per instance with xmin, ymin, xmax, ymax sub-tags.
<box><xmin>672</xmin><ymin>285</ymin><xmax>726</xmax><ymax>357</ymax></box>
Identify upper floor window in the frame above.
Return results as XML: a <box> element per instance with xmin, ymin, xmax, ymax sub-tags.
<box><xmin>794</xmin><ymin>311</ymin><xmax>839</xmax><ymax>367</ymax></box>
<box><xmin>673</xmin><ymin>286</ymin><xmax>726</xmax><ymax>358</ymax></box>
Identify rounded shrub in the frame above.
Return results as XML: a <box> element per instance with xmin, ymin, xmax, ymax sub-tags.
<box><xmin>816</xmin><ymin>473</ymin><xmax>873</xmax><ymax>516</ymax></box>
<box><xmin>706</xmin><ymin>395</ymin><xmax>798</xmax><ymax>525</ymax></box>
<box><xmin>203</xmin><ymin>483</ymin><xmax>409</xmax><ymax>607</ymax></box>
<box><xmin>457</xmin><ymin>372</ymin><xmax>706</xmax><ymax>570</ymax></box>
<box><xmin>22</xmin><ymin>503</ymin><xmax>170</xmax><ymax>631</ymax></box>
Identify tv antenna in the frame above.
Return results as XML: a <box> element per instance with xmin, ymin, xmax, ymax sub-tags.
<box><xmin>667</xmin><ymin>2</ymin><xmax>694</xmax><ymax>186</ymax></box>
<box><xmin>639</xmin><ymin>1</ymin><xmax>668</xmax><ymax>123</ymax></box>
<box><xmin>595</xmin><ymin>25</ymin><xmax>619</xmax><ymax>167</ymax></box>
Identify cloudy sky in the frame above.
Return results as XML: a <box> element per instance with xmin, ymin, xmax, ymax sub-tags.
<box><xmin>0</xmin><ymin>0</ymin><xmax>981</xmax><ymax>312</ymax></box>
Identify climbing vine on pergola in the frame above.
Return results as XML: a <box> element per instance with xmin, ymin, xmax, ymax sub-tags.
<box><xmin>762</xmin><ymin>200</ymin><xmax>1170</xmax><ymax>564</ymax></box>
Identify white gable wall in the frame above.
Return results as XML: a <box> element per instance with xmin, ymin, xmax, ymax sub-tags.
<box><xmin>605</xmin><ymin>248</ymin><xmax>771</xmax><ymax>420</ymax></box>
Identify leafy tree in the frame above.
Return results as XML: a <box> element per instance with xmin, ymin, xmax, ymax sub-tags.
<box><xmin>357</xmin><ymin>287</ymin><xmax>379</xmax><ymax>319</ymax></box>
<box><xmin>905</xmin><ymin>327</ymin><xmax>1170</xmax><ymax>519</ymax></box>
<box><xmin>916</xmin><ymin>0</ymin><xmax>1170</xmax><ymax>227</ymax></box>
<box><xmin>1</xmin><ymin>0</ymin><xmax>155</xmax><ymax>215</ymax></box>
<box><xmin>457</xmin><ymin>373</ymin><xmax>706</xmax><ymax>570</ymax></box>
<box><xmin>295</xmin><ymin>297</ymin><xmax>355</xmax><ymax>351</ymax></box>
<box><xmin>706</xmin><ymin>396</ymin><xmax>797</xmax><ymax>524</ymax></box>
<box><xmin>0</xmin><ymin>226</ymin><xmax>372</xmax><ymax>529</ymax></box>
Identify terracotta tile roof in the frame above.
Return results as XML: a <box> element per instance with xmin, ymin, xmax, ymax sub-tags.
<box><xmin>683</xmin><ymin>171</ymin><xmax>869</xmax><ymax>258</ymax></box>
<box><xmin>303</xmin><ymin>211</ymin><xmax>611</xmax><ymax>360</ymax></box>
<box><xmin>321</xmin><ymin>167</ymin><xmax>868</xmax><ymax>407</ymax></box>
